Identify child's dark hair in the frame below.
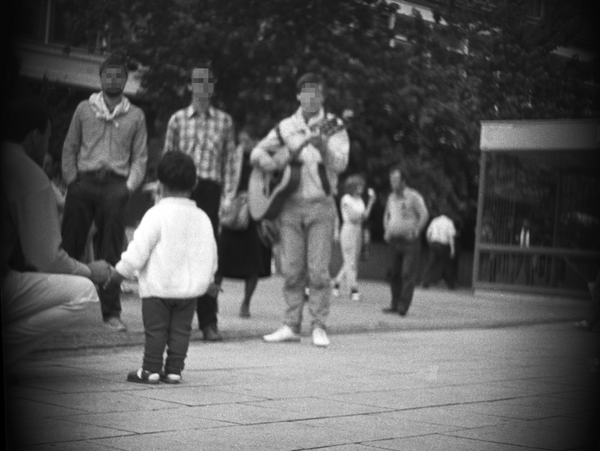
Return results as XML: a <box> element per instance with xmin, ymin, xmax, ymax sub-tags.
<box><xmin>157</xmin><ymin>151</ymin><xmax>197</xmax><ymax>192</ymax></box>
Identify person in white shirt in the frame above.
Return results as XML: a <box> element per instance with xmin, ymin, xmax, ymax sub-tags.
<box><xmin>422</xmin><ymin>213</ymin><xmax>457</xmax><ymax>289</ymax></box>
<box><xmin>383</xmin><ymin>165</ymin><xmax>429</xmax><ymax>316</ymax></box>
<box><xmin>104</xmin><ymin>151</ymin><xmax>218</xmax><ymax>384</ymax></box>
<box><xmin>333</xmin><ymin>175</ymin><xmax>375</xmax><ymax>301</ymax></box>
<box><xmin>514</xmin><ymin>218</ymin><xmax>533</xmax><ymax>284</ymax></box>
<box><xmin>519</xmin><ymin>219</ymin><xmax>531</xmax><ymax>248</ymax></box>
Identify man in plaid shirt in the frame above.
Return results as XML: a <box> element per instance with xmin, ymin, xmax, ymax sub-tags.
<box><xmin>163</xmin><ymin>63</ymin><xmax>240</xmax><ymax>341</ymax></box>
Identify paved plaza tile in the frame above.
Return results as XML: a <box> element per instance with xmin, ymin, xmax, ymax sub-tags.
<box><xmin>446</xmin><ymin>421</ymin><xmax>593</xmax><ymax>450</ymax></box>
<box><xmin>362</xmin><ymin>434</ymin><xmax>535</xmax><ymax>451</ymax></box>
<box><xmin>8</xmin><ymin>416</ymin><xmax>133</xmax><ymax>447</ymax></box>
<box><xmin>4</xmin><ymin>305</ymin><xmax>598</xmax><ymax>450</ymax></box>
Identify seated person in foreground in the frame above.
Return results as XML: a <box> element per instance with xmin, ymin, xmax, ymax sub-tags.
<box><xmin>1</xmin><ymin>100</ymin><xmax>111</xmax><ymax>369</ymax></box>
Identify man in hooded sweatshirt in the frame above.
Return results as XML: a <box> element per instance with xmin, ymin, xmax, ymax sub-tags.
<box><xmin>61</xmin><ymin>55</ymin><xmax>148</xmax><ymax>332</ymax></box>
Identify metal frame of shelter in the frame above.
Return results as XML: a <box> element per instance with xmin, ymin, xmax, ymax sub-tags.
<box><xmin>473</xmin><ymin>119</ymin><xmax>600</xmax><ymax>297</ymax></box>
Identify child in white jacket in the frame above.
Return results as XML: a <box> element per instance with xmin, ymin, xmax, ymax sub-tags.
<box><xmin>105</xmin><ymin>151</ymin><xmax>217</xmax><ymax>384</ymax></box>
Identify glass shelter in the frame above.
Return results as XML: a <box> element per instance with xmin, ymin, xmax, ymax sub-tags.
<box><xmin>473</xmin><ymin>119</ymin><xmax>600</xmax><ymax>297</ymax></box>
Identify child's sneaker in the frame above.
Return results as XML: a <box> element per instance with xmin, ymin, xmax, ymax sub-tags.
<box><xmin>160</xmin><ymin>372</ymin><xmax>182</xmax><ymax>384</ymax></box>
<box><xmin>127</xmin><ymin>368</ymin><xmax>159</xmax><ymax>384</ymax></box>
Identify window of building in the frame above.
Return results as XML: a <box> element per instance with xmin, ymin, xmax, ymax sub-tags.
<box><xmin>13</xmin><ymin>0</ymin><xmax>110</xmax><ymax>51</ymax></box>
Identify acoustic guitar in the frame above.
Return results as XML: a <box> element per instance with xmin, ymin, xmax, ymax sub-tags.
<box><xmin>248</xmin><ymin>116</ymin><xmax>345</xmax><ymax>221</ymax></box>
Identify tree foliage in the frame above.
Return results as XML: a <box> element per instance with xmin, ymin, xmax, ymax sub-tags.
<box><xmin>10</xmin><ymin>0</ymin><xmax>597</xmax><ymax>241</ymax></box>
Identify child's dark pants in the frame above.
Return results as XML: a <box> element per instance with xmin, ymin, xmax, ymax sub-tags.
<box><xmin>141</xmin><ymin>297</ymin><xmax>196</xmax><ymax>375</ymax></box>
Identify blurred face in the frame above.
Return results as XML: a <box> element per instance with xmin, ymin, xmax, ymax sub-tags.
<box><xmin>354</xmin><ymin>183</ymin><xmax>365</xmax><ymax>196</ymax></box>
<box><xmin>390</xmin><ymin>169</ymin><xmax>403</xmax><ymax>192</ymax></box>
<box><xmin>190</xmin><ymin>67</ymin><xmax>215</xmax><ymax>98</ymax></box>
<box><xmin>100</xmin><ymin>66</ymin><xmax>127</xmax><ymax>97</ymax></box>
<box><xmin>297</xmin><ymin>83</ymin><xmax>324</xmax><ymax>117</ymax></box>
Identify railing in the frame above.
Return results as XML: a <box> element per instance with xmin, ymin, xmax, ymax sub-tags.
<box><xmin>474</xmin><ymin>244</ymin><xmax>599</xmax><ymax>297</ymax></box>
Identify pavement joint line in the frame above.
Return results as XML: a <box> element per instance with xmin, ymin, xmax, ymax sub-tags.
<box><xmin>7</xmin><ymin>321</ymin><xmax>596</xmax><ymax>451</ymax></box>
<box><xmin>30</xmin><ymin>319</ymin><xmax>584</xmax><ymax>357</ymax></box>
<box><xmin>440</xmin><ymin>432</ymin><xmax>556</xmax><ymax>450</ymax></box>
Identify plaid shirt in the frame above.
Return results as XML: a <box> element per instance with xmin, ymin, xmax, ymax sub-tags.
<box><xmin>163</xmin><ymin>105</ymin><xmax>239</xmax><ymax>200</ymax></box>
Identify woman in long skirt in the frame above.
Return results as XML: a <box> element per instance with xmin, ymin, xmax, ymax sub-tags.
<box><xmin>219</xmin><ymin>127</ymin><xmax>272</xmax><ymax>317</ymax></box>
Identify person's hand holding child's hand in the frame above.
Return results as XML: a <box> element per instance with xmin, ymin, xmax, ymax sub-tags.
<box><xmin>87</xmin><ymin>260</ymin><xmax>112</xmax><ymax>285</ymax></box>
<box><xmin>103</xmin><ymin>266</ymin><xmax>125</xmax><ymax>291</ymax></box>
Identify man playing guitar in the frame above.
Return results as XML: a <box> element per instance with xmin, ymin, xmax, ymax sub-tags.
<box><xmin>250</xmin><ymin>72</ymin><xmax>349</xmax><ymax>347</ymax></box>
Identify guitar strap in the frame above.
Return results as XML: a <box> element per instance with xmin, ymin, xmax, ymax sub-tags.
<box><xmin>317</xmin><ymin>111</ymin><xmax>336</xmax><ymax>196</ymax></box>
<box><xmin>318</xmin><ymin>164</ymin><xmax>331</xmax><ymax>195</ymax></box>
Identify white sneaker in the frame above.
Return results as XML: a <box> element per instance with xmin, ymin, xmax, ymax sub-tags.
<box><xmin>332</xmin><ymin>283</ymin><xmax>340</xmax><ymax>297</ymax></box>
<box><xmin>351</xmin><ymin>291</ymin><xmax>360</xmax><ymax>302</ymax></box>
<box><xmin>160</xmin><ymin>373</ymin><xmax>182</xmax><ymax>384</ymax></box>
<box><xmin>312</xmin><ymin>328</ymin><xmax>330</xmax><ymax>347</ymax></box>
<box><xmin>263</xmin><ymin>325</ymin><xmax>301</xmax><ymax>343</ymax></box>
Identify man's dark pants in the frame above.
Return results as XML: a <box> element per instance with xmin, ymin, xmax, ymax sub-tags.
<box><xmin>423</xmin><ymin>242</ymin><xmax>455</xmax><ymax>289</ymax></box>
<box><xmin>190</xmin><ymin>179</ymin><xmax>221</xmax><ymax>330</ymax></box>
<box><xmin>61</xmin><ymin>172</ymin><xmax>129</xmax><ymax>321</ymax></box>
<box><xmin>389</xmin><ymin>238</ymin><xmax>421</xmax><ymax>315</ymax></box>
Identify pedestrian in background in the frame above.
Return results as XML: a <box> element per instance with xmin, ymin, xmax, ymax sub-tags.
<box><xmin>163</xmin><ymin>62</ymin><xmax>240</xmax><ymax>341</ymax></box>
<box><xmin>219</xmin><ymin>125</ymin><xmax>272</xmax><ymax>318</ymax></box>
<box><xmin>422</xmin><ymin>212</ymin><xmax>457</xmax><ymax>290</ymax></box>
<box><xmin>383</xmin><ymin>165</ymin><xmax>429</xmax><ymax>316</ymax></box>
<box><xmin>332</xmin><ymin>174</ymin><xmax>375</xmax><ymax>301</ymax></box>
<box><xmin>514</xmin><ymin>218</ymin><xmax>534</xmax><ymax>284</ymax></box>
<box><xmin>104</xmin><ymin>151</ymin><xmax>217</xmax><ymax>384</ymax></box>
<box><xmin>61</xmin><ymin>55</ymin><xmax>148</xmax><ymax>332</ymax></box>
